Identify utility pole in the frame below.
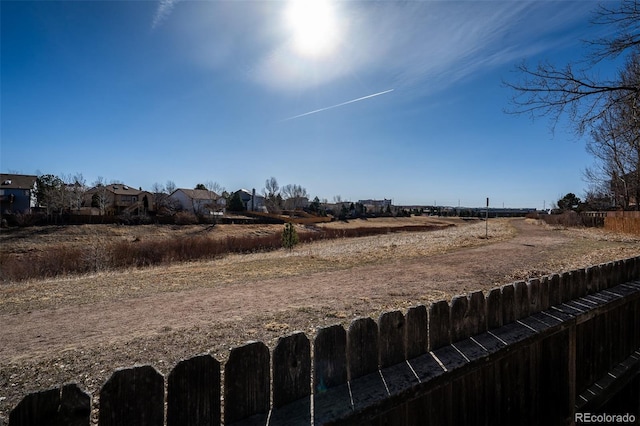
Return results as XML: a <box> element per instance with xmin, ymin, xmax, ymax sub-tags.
<box><xmin>485</xmin><ymin>197</ymin><xmax>489</xmax><ymax>239</ymax></box>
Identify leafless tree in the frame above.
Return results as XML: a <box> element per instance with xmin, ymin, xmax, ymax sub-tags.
<box><xmin>584</xmin><ymin>48</ymin><xmax>640</xmax><ymax>209</ymax></box>
<box><xmin>165</xmin><ymin>180</ymin><xmax>176</xmax><ymax>194</ymax></box>
<box><xmin>263</xmin><ymin>176</ymin><xmax>282</xmax><ymax>213</ymax></box>
<box><xmin>65</xmin><ymin>173</ymin><xmax>86</xmax><ymax>213</ymax></box>
<box><xmin>204</xmin><ymin>180</ymin><xmax>225</xmax><ymax>214</ymax></box>
<box><xmin>91</xmin><ymin>177</ymin><xmax>112</xmax><ymax>215</ymax></box>
<box><xmin>505</xmin><ymin>0</ymin><xmax>640</xmax><ymax>136</ymax></box>
<box><xmin>282</xmin><ymin>184</ymin><xmax>309</xmax><ymax>210</ymax></box>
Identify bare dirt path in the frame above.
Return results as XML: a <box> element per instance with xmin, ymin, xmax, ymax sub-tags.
<box><xmin>1</xmin><ymin>218</ymin><xmax>639</xmax><ymax>423</ymax></box>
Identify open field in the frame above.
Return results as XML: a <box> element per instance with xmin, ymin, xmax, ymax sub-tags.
<box><xmin>1</xmin><ymin>217</ymin><xmax>640</xmax><ymax>423</ymax></box>
<box><xmin>0</xmin><ymin>216</ymin><xmax>458</xmax><ymax>282</ymax></box>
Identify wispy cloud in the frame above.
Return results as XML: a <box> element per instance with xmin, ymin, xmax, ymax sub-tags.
<box><xmin>175</xmin><ymin>1</ymin><xmax>596</xmax><ymax>98</ymax></box>
<box><xmin>152</xmin><ymin>0</ymin><xmax>179</xmax><ymax>29</ymax></box>
<box><xmin>283</xmin><ymin>89</ymin><xmax>394</xmax><ymax>121</ymax></box>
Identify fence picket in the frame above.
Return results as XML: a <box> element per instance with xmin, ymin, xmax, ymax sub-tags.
<box><xmin>99</xmin><ymin>365</ymin><xmax>164</xmax><ymax>426</ymax></box>
<box><xmin>539</xmin><ymin>276</ymin><xmax>550</xmax><ymax>311</ymax></box>
<box><xmin>428</xmin><ymin>300</ymin><xmax>450</xmax><ymax>350</ymax></box>
<box><xmin>224</xmin><ymin>341</ymin><xmax>270</xmax><ymax>425</ymax></box>
<box><xmin>167</xmin><ymin>354</ymin><xmax>220</xmax><ymax>426</ymax></box>
<box><xmin>514</xmin><ymin>281</ymin><xmax>529</xmax><ymax>320</ymax></box>
<box><xmin>548</xmin><ymin>274</ymin><xmax>561</xmax><ymax>306</ymax></box>
<box><xmin>271</xmin><ymin>332</ymin><xmax>311</xmax><ymax>425</ymax></box>
<box><xmin>486</xmin><ymin>287</ymin><xmax>502</xmax><ymax>330</ymax></box>
<box><xmin>501</xmin><ymin>284</ymin><xmax>515</xmax><ymax>324</ymax></box>
<box><xmin>405</xmin><ymin>305</ymin><xmax>428</xmax><ymax>359</ymax></box>
<box><xmin>313</xmin><ymin>325</ymin><xmax>351</xmax><ymax>424</ymax></box>
<box><xmin>378</xmin><ymin>310</ymin><xmax>405</xmax><ymax>368</ymax></box>
<box><xmin>347</xmin><ymin>317</ymin><xmax>379</xmax><ymax>380</ymax></box>
<box><xmin>9</xmin><ymin>384</ymin><xmax>90</xmax><ymax>426</ymax></box>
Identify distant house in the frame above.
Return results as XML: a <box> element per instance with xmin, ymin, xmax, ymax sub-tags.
<box><xmin>234</xmin><ymin>189</ymin><xmax>266</xmax><ymax>212</ymax></box>
<box><xmin>84</xmin><ymin>183</ymin><xmax>154</xmax><ymax>215</ymax></box>
<box><xmin>169</xmin><ymin>188</ymin><xmax>226</xmax><ymax>216</ymax></box>
<box><xmin>0</xmin><ymin>174</ymin><xmax>38</xmax><ymax>215</ymax></box>
<box><xmin>283</xmin><ymin>196</ymin><xmax>309</xmax><ymax>211</ymax></box>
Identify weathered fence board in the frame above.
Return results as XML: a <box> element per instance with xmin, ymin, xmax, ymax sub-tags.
<box><xmin>404</xmin><ymin>305</ymin><xmax>428</xmax><ymax>360</ymax></box>
<box><xmin>501</xmin><ymin>284</ymin><xmax>515</xmax><ymax>325</ymax></box>
<box><xmin>167</xmin><ymin>354</ymin><xmax>220</xmax><ymax>426</ymax></box>
<box><xmin>486</xmin><ymin>287</ymin><xmax>502</xmax><ymax>329</ymax></box>
<box><xmin>99</xmin><ymin>365</ymin><xmax>164</xmax><ymax>426</ymax></box>
<box><xmin>224</xmin><ymin>341</ymin><xmax>270</xmax><ymax>425</ymax></box>
<box><xmin>347</xmin><ymin>317</ymin><xmax>379</xmax><ymax>380</ymax></box>
<box><xmin>449</xmin><ymin>295</ymin><xmax>468</xmax><ymax>343</ymax></box>
<box><xmin>428</xmin><ymin>300</ymin><xmax>450</xmax><ymax>350</ymax></box>
<box><xmin>313</xmin><ymin>325</ymin><xmax>350</xmax><ymax>425</ymax></box>
<box><xmin>378</xmin><ymin>310</ymin><xmax>405</xmax><ymax>368</ymax></box>
<box><xmin>270</xmin><ymin>332</ymin><xmax>312</xmax><ymax>426</ymax></box>
<box><xmin>513</xmin><ymin>280</ymin><xmax>529</xmax><ymax>320</ymax></box>
<box><xmin>9</xmin><ymin>383</ymin><xmax>90</xmax><ymax>426</ymax></box>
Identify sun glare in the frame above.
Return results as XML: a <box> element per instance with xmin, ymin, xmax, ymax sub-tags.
<box><xmin>285</xmin><ymin>0</ymin><xmax>341</xmax><ymax>59</ymax></box>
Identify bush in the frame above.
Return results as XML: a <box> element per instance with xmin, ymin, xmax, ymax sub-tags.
<box><xmin>282</xmin><ymin>223</ymin><xmax>299</xmax><ymax>251</ymax></box>
<box><xmin>174</xmin><ymin>211</ymin><xmax>198</xmax><ymax>225</ymax></box>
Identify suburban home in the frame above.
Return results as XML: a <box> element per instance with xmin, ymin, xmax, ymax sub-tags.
<box><xmin>84</xmin><ymin>183</ymin><xmax>154</xmax><ymax>215</ymax></box>
<box><xmin>168</xmin><ymin>188</ymin><xmax>226</xmax><ymax>216</ymax></box>
<box><xmin>234</xmin><ymin>189</ymin><xmax>267</xmax><ymax>212</ymax></box>
<box><xmin>283</xmin><ymin>196</ymin><xmax>309</xmax><ymax>211</ymax></box>
<box><xmin>0</xmin><ymin>174</ymin><xmax>38</xmax><ymax>215</ymax></box>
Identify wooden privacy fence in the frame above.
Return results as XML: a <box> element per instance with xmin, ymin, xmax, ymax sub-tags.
<box><xmin>9</xmin><ymin>256</ymin><xmax>640</xmax><ymax>426</ymax></box>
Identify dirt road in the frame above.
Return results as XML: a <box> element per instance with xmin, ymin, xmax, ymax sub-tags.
<box><xmin>1</xmin><ymin>218</ymin><xmax>639</xmax><ymax>422</ymax></box>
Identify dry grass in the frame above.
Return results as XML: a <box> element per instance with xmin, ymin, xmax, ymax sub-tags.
<box><xmin>0</xmin><ymin>217</ymin><xmax>462</xmax><ymax>282</ymax></box>
<box><xmin>0</xmin><ymin>219</ymin><xmax>507</xmax><ymax>314</ymax></box>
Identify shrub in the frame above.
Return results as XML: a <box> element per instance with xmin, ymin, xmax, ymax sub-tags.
<box><xmin>174</xmin><ymin>211</ymin><xmax>198</xmax><ymax>225</ymax></box>
<box><xmin>282</xmin><ymin>223</ymin><xmax>299</xmax><ymax>251</ymax></box>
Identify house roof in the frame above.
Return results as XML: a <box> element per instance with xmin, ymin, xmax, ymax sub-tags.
<box><xmin>173</xmin><ymin>188</ymin><xmax>220</xmax><ymax>200</ymax></box>
<box><xmin>86</xmin><ymin>183</ymin><xmax>146</xmax><ymax>196</ymax></box>
<box><xmin>0</xmin><ymin>174</ymin><xmax>37</xmax><ymax>190</ymax></box>
<box><xmin>235</xmin><ymin>189</ymin><xmax>265</xmax><ymax>199</ymax></box>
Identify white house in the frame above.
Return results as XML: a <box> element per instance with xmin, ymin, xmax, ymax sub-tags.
<box><xmin>169</xmin><ymin>188</ymin><xmax>226</xmax><ymax>215</ymax></box>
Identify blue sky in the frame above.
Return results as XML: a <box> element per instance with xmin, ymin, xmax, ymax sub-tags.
<box><xmin>1</xmin><ymin>0</ymin><xmax>617</xmax><ymax>208</ymax></box>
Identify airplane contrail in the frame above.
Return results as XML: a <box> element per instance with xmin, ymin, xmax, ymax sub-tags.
<box><xmin>283</xmin><ymin>89</ymin><xmax>394</xmax><ymax>121</ymax></box>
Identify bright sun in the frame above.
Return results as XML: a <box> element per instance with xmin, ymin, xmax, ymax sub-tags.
<box><xmin>285</xmin><ymin>0</ymin><xmax>341</xmax><ymax>59</ymax></box>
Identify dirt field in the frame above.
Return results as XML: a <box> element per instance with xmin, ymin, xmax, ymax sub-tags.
<box><xmin>1</xmin><ymin>217</ymin><xmax>640</xmax><ymax>423</ymax></box>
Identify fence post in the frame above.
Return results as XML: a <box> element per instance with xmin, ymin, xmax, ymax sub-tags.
<box><xmin>224</xmin><ymin>341</ymin><xmax>270</xmax><ymax>425</ymax></box>
<box><xmin>270</xmin><ymin>332</ymin><xmax>311</xmax><ymax>424</ymax></box>
<box><xmin>99</xmin><ymin>365</ymin><xmax>164</xmax><ymax>426</ymax></box>
<box><xmin>167</xmin><ymin>354</ymin><xmax>220</xmax><ymax>426</ymax></box>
